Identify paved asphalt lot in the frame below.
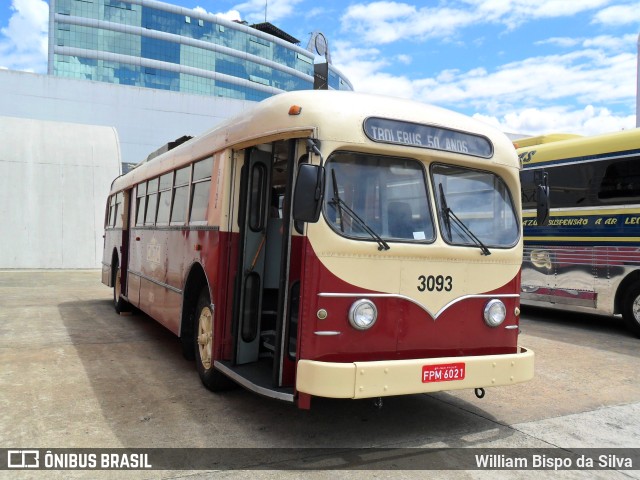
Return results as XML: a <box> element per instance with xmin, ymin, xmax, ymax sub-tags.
<box><xmin>1</xmin><ymin>270</ymin><xmax>639</xmax><ymax>479</ymax></box>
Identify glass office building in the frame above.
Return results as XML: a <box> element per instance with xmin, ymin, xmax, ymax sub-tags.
<box><xmin>49</xmin><ymin>0</ymin><xmax>352</xmax><ymax>101</ymax></box>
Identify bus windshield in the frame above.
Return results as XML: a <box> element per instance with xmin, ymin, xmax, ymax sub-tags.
<box><xmin>432</xmin><ymin>164</ymin><xmax>519</xmax><ymax>248</ymax></box>
<box><xmin>324</xmin><ymin>152</ymin><xmax>435</xmax><ymax>243</ymax></box>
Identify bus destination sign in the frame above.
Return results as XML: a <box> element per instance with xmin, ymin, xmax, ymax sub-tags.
<box><xmin>363</xmin><ymin>117</ymin><xmax>493</xmax><ymax>158</ymax></box>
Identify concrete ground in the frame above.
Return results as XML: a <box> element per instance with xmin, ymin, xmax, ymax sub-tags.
<box><xmin>1</xmin><ymin>270</ymin><xmax>639</xmax><ymax>479</ymax></box>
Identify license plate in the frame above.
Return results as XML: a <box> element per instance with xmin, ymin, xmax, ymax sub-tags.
<box><xmin>422</xmin><ymin>363</ymin><xmax>466</xmax><ymax>383</ymax></box>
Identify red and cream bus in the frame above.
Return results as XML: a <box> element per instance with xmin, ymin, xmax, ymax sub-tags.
<box><xmin>102</xmin><ymin>90</ymin><xmax>536</xmax><ymax>409</ymax></box>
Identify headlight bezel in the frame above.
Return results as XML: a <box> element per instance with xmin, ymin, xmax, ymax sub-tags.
<box><xmin>483</xmin><ymin>299</ymin><xmax>507</xmax><ymax>327</ymax></box>
<box><xmin>348</xmin><ymin>299</ymin><xmax>378</xmax><ymax>330</ymax></box>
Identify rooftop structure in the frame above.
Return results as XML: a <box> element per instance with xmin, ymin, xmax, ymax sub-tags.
<box><xmin>48</xmin><ymin>0</ymin><xmax>352</xmax><ymax>101</ymax></box>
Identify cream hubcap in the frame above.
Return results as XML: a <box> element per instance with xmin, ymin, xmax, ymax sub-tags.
<box><xmin>197</xmin><ymin>306</ymin><xmax>213</xmax><ymax>369</ymax></box>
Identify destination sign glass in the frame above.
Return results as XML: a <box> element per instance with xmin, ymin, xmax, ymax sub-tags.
<box><xmin>363</xmin><ymin>117</ymin><xmax>493</xmax><ymax>158</ymax></box>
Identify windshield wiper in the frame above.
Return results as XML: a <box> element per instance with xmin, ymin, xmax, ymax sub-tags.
<box><xmin>331</xmin><ymin>169</ymin><xmax>345</xmax><ymax>233</ymax></box>
<box><xmin>438</xmin><ymin>183</ymin><xmax>491</xmax><ymax>256</ymax></box>
<box><xmin>438</xmin><ymin>183</ymin><xmax>452</xmax><ymax>239</ymax></box>
<box><xmin>330</xmin><ymin>170</ymin><xmax>390</xmax><ymax>251</ymax></box>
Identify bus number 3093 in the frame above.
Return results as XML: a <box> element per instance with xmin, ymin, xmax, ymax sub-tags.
<box><xmin>417</xmin><ymin>275</ymin><xmax>453</xmax><ymax>292</ymax></box>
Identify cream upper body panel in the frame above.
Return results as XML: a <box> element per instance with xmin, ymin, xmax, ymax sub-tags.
<box><xmin>110</xmin><ymin>90</ymin><xmax>520</xmax><ymax>194</ymax></box>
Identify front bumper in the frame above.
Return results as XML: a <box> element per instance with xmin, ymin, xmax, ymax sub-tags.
<box><xmin>296</xmin><ymin>347</ymin><xmax>534</xmax><ymax>399</ymax></box>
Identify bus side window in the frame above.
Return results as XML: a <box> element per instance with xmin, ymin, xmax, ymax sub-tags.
<box><xmin>547</xmin><ymin>164</ymin><xmax>590</xmax><ymax>208</ymax></box>
<box><xmin>598</xmin><ymin>158</ymin><xmax>640</xmax><ymax>202</ymax></box>
<box><xmin>249</xmin><ymin>163</ymin><xmax>267</xmax><ymax>232</ymax></box>
<box><xmin>520</xmin><ymin>170</ymin><xmax>537</xmax><ymax>209</ymax></box>
<box><xmin>136</xmin><ymin>182</ymin><xmax>147</xmax><ymax>226</ymax></box>
<box><xmin>145</xmin><ymin>177</ymin><xmax>159</xmax><ymax>225</ymax></box>
<box><xmin>190</xmin><ymin>157</ymin><xmax>213</xmax><ymax>224</ymax></box>
<box><xmin>107</xmin><ymin>193</ymin><xmax>123</xmax><ymax>229</ymax></box>
<box><xmin>104</xmin><ymin>199</ymin><xmax>109</xmax><ymax>229</ymax></box>
<box><xmin>114</xmin><ymin>192</ymin><xmax>124</xmax><ymax>228</ymax></box>
<box><xmin>156</xmin><ymin>173</ymin><xmax>173</xmax><ymax>225</ymax></box>
<box><xmin>171</xmin><ymin>167</ymin><xmax>190</xmax><ymax>225</ymax></box>
<box><xmin>107</xmin><ymin>195</ymin><xmax>116</xmax><ymax>228</ymax></box>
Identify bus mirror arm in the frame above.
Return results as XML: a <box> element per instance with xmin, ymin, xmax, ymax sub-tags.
<box><xmin>306</xmin><ymin>138</ymin><xmax>323</xmax><ymax>164</ymax></box>
<box><xmin>536</xmin><ymin>172</ymin><xmax>550</xmax><ymax>226</ymax></box>
<box><xmin>306</xmin><ymin>138</ymin><xmax>325</xmax><ymax>201</ymax></box>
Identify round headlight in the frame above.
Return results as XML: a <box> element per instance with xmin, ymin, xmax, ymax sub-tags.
<box><xmin>484</xmin><ymin>299</ymin><xmax>506</xmax><ymax>327</ymax></box>
<box><xmin>348</xmin><ymin>299</ymin><xmax>378</xmax><ymax>330</ymax></box>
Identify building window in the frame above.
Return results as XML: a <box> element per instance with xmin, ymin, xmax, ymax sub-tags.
<box><xmin>249</xmin><ymin>75</ymin><xmax>270</xmax><ymax>86</ymax></box>
<box><xmin>297</xmin><ymin>53</ymin><xmax>313</xmax><ymax>64</ymax></box>
<box><xmin>250</xmin><ymin>36</ymin><xmax>270</xmax><ymax>47</ymax></box>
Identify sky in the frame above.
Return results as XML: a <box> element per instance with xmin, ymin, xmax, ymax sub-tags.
<box><xmin>1</xmin><ymin>0</ymin><xmax>639</xmax><ymax>136</ymax></box>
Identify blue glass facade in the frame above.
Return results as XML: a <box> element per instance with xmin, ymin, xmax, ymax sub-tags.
<box><xmin>50</xmin><ymin>0</ymin><xmax>352</xmax><ymax>100</ymax></box>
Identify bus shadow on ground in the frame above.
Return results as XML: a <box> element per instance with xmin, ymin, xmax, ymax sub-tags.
<box><xmin>59</xmin><ymin>299</ymin><xmax>518</xmax><ymax>452</ymax></box>
<box><xmin>520</xmin><ymin>305</ymin><xmax>640</xmax><ymax>357</ymax></box>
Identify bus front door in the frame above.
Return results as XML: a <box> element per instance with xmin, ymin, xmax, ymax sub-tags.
<box><xmin>232</xmin><ymin>140</ymin><xmax>301</xmax><ymax>394</ymax></box>
<box><xmin>234</xmin><ymin>148</ymin><xmax>272</xmax><ymax>365</ymax></box>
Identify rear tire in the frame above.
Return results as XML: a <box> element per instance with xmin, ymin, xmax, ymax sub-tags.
<box><xmin>621</xmin><ymin>281</ymin><xmax>640</xmax><ymax>338</ymax></box>
<box><xmin>194</xmin><ymin>288</ymin><xmax>234</xmax><ymax>391</ymax></box>
<box><xmin>112</xmin><ymin>262</ymin><xmax>130</xmax><ymax>314</ymax></box>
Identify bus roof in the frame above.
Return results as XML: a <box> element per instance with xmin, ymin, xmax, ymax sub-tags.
<box><xmin>514</xmin><ymin>133</ymin><xmax>582</xmax><ymax>148</ymax></box>
<box><xmin>518</xmin><ymin>128</ymin><xmax>640</xmax><ymax>168</ymax></box>
<box><xmin>111</xmin><ymin>90</ymin><xmax>517</xmax><ymax>193</ymax></box>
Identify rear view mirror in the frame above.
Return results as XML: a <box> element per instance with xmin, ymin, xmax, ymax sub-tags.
<box><xmin>292</xmin><ymin>163</ymin><xmax>325</xmax><ymax>223</ymax></box>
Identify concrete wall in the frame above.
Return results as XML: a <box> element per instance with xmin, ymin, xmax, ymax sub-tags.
<box><xmin>0</xmin><ymin>116</ymin><xmax>120</xmax><ymax>268</ymax></box>
<box><xmin>0</xmin><ymin>69</ymin><xmax>255</xmax><ymax>165</ymax></box>
<box><xmin>0</xmin><ymin>69</ymin><xmax>257</xmax><ymax>269</ymax></box>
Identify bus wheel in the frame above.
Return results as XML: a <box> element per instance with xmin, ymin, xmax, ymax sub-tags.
<box><xmin>112</xmin><ymin>263</ymin><xmax>129</xmax><ymax>314</ymax></box>
<box><xmin>194</xmin><ymin>288</ymin><xmax>234</xmax><ymax>391</ymax></box>
<box><xmin>622</xmin><ymin>282</ymin><xmax>640</xmax><ymax>337</ymax></box>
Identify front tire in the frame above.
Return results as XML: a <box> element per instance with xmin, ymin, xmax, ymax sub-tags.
<box><xmin>621</xmin><ymin>281</ymin><xmax>640</xmax><ymax>338</ymax></box>
<box><xmin>194</xmin><ymin>288</ymin><xmax>234</xmax><ymax>391</ymax></box>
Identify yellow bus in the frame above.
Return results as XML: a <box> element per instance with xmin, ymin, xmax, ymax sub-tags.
<box><xmin>103</xmin><ymin>90</ymin><xmax>535</xmax><ymax>409</ymax></box>
<box><xmin>518</xmin><ymin>128</ymin><xmax>640</xmax><ymax>337</ymax></box>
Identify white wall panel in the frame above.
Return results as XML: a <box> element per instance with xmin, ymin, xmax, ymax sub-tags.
<box><xmin>0</xmin><ymin>116</ymin><xmax>120</xmax><ymax>268</ymax></box>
